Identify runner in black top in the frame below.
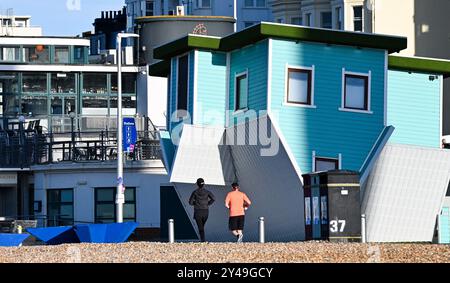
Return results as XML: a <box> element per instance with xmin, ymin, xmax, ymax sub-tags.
<box><xmin>189</xmin><ymin>178</ymin><xmax>216</xmax><ymax>242</ymax></box>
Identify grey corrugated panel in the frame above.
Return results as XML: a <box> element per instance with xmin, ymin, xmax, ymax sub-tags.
<box><xmin>362</xmin><ymin>144</ymin><xmax>450</xmax><ymax>242</ymax></box>
<box><xmin>170</xmin><ymin>124</ymin><xmax>235</xmax><ymax>185</ymax></box>
<box><xmin>171</xmin><ymin>116</ymin><xmax>305</xmax><ymax>242</ymax></box>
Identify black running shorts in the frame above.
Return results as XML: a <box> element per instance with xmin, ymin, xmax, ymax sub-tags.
<box><xmin>229</xmin><ymin>215</ymin><xmax>245</xmax><ymax>231</ymax></box>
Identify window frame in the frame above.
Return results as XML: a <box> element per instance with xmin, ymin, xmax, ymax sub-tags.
<box><xmin>175</xmin><ymin>53</ymin><xmax>190</xmax><ymax>118</ymax></box>
<box><xmin>340</xmin><ymin>69</ymin><xmax>372</xmax><ymax>114</ymax></box>
<box><xmin>244</xmin><ymin>0</ymin><xmax>266</xmax><ymax>8</ymax></box>
<box><xmin>46</xmin><ymin>188</ymin><xmax>74</xmax><ymax>227</ymax></box>
<box><xmin>234</xmin><ymin>70</ymin><xmax>249</xmax><ymax>112</ymax></box>
<box><xmin>94</xmin><ymin>187</ymin><xmax>136</xmax><ymax>224</ymax></box>
<box><xmin>284</xmin><ymin>65</ymin><xmax>316</xmax><ymax>108</ymax></box>
<box><xmin>321</xmin><ymin>11</ymin><xmax>332</xmax><ymax>29</ymax></box>
<box><xmin>196</xmin><ymin>0</ymin><xmax>211</xmax><ymax>8</ymax></box>
<box><xmin>314</xmin><ymin>157</ymin><xmax>340</xmax><ymax>172</ymax></box>
<box><xmin>353</xmin><ymin>5</ymin><xmax>364</xmax><ymax>32</ymax></box>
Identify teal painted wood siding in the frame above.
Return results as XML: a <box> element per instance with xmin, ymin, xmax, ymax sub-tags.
<box><xmin>270</xmin><ymin>39</ymin><xmax>386</xmax><ymax>172</ymax></box>
<box><xmin>229</xmin><ymin>40</ymin><xmax>268</xmax><ymax>125</ymax></box>
<box><xmin>387</xmin><ymin>70</ymin><xmax>441</xmax><ymax>148</ymax></box>
<box><xmin>194</xmin><ymin>51</ymin><xmax>227</xmax><ymax>126</ymax></box>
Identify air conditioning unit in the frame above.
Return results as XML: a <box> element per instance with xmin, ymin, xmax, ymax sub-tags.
<box><xmin>176</xmin><ymin>6</ymin><xmax>185</xmax><ymax>16</ymax></box>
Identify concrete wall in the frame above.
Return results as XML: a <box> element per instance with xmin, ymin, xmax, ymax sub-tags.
<box><xmin>33</xmin><ymin>162</ymin><xmax>168</xmax><ymax>228</ymax></box>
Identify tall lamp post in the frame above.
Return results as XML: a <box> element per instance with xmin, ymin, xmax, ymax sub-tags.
<box><xmin>116</xmin><ymin>33</ymin><xmax>139</xmax><ymax>223</ymax></box>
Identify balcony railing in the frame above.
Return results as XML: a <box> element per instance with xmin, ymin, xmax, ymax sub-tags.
<box><xmin>0</xmin><ymin>128</ymin><xmax>161</xmax><ymax>168</ymax></box>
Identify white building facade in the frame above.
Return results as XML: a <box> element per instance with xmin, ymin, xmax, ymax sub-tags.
<box><xmin>126</xmin><ymin>0</ymin><xmax>273</xmax><ymax>31</ymax></box>
<box><xmin>0</xmin><ymin>14</ymin><xmax>42</xmax><ymax>36</ymax></box>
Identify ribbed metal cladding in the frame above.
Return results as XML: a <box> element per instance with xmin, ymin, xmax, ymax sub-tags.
<box><xmin>171</xmin><ymin>116</ymin><xmax>305</xmax><ymax>242</ymax></box>
<box><xmin>362</xmin><ymin>144</ymin><xmax>450</xmax><ymax>242</ymax></box>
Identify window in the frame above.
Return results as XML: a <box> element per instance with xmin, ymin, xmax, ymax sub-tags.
<box><xmin>235</xmin><ymin>72</ymin><xmax>248</xmax><ymax>111</ymax></box>
<box><xmin>111</xmin><ymin>73</ymin><xmax>137</xmax><ymax>94</ymax></box>
<box><xmin>291</xmin><ymin>17</ymin><xmax>302</xmax><ymax>25</ymax></box>
<box><xmin>95</xmin><ymin>187</ymin><xmax>136</xmax><ymax>223</ymax></box>
<box><xmin>24</xmin><ymin>45</ymin><xmax>50</xmax><ymax>63</ymax></box>
<box><xmin>335</xmin><ymin>7</ymin><xmax>342</xmax><ymax>30</ymax></box>
<box><xmin>82</xmin><ymin>95</ymin><xmax>108</xmax><ymax>111</ymax></box>
<box><xmin>47</xmin><ymin>189</ymin><xmax>74</xmax><ymax>226</ymax></box>
<box><xmin>315</xmin><ymin>157</ymin><xmax>339</xmax><ymax>172</ymax></box>
<box><xmin>51</xmin><ymin>96</ymin><xmax>63</xmax><ymax>115</ymax></box>
<box><xmin>51</xmin><ymin>73</ymin><xmax>76</xmax><ymax>94</ymax></box>
<box><xmin>110</xmin><ymin>96</ymin><xmax>137</xmax><ymax>109</ymax></box>
<box><xmin>245</xmin><ymin>0</ymin><xmax>266</xmax><ymax>7</ymax></box>
<box><xmin>305</xmin><ymin>13</ymin><xmax>312</xmax><ymax>26</ymax></box>
<box><xmin>54</xmin><ymin>46</ymin><xmax>70</xmax><ymax>64</ymax></box>
<box><xmin>196</xmin><ymin>0</ymin><xmax>211</xmax><ymax>8</ymax></box>
<box><xmin>342</xmin><ymin>72</ymin><xmax>370</xmax><ymax>111</ymax></box>
<box><xmin>0</xmin><ymin>72</ymin><xmax>19</xmax><ymax>116</ymax></box>
<box><xmin>353</xmin><ymin>6</ymin><xmax>363</xmax><ymax>32</ymax></box>
<box><xmin>286</xmin><ymin>67</ymin><xmax>313</xmax><ymax>106</ymax></box>
<box><xmin>74</xmin><ymin>46</ymin><xmax>86</xmax><ymax>64</ymax></box>
<box><xmin>82</xmin><ymin>73</ymin><xmax>107</xmax><ymax>94</ymax></box>
<box><xmin>22</xmin><ymin>73</ymin><xmax>48</xmax><ymax>93</ymax></box>
<box><xmin>176</xmin><ymin>55</ymin><xmax>189</xmax><ymax>113</ymax></box>
<box><xmin>321</xmin><ymin>12</ymin><xmax>332</xmax><ymax>29</ymax></box>
<box><xmin>0</xmin><ymin>46</ymin><xmax>20</xmax><ymax>62</ymax></box>
<box><xmin>21</xmin><ymin>95</ymin><xmax>48</xmax><ymax>116</ymax></box>
<box><xmin>146</xmin><ymin>0</ymin><xmax>154</xmax><ymax>16</ymax></box>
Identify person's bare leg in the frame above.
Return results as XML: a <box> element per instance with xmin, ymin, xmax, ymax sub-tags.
<box><xmin>232</xmin><ymin>230</ymin><xmax>239</xmax><ymax>236</ymax></box>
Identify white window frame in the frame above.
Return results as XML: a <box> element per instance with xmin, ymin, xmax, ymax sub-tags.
<box><xmin>312</xmin><ymin>152</ymin><xmax>342</xmax><ymax>172</ymax></box>
<box><xmin>234</xmin><ymin>70</ymin><xmax>249</xmax><ymax>113</ymax></box>
<box><xmin>284</xmin><ymin>64</ymin><xmax>316</xmax><ymax>108</ymax></box>
<box><xmin>175</xmin><ymin>52</ymin><xmax>190</xmax><ymax>118</ymax></box>
<box><xmin>339</xmin><ymin>68</ymin><xmax>372</xmax><ymax>114</ymax></box>
<box><xmin>353</xmin><ymin>5</ymin><xmax>364</xmax><ymax>32</ymax></box>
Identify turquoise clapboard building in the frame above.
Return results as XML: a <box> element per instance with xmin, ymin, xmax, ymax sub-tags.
<box><xmin>150</xmin><ymin>22</ymin><xmax>450</xmax><ymax>243</ymax></box>
<box><xmin>152</xmin><ymin>23</ymin><xmax>407</xmax><ymax>176</ymax></box>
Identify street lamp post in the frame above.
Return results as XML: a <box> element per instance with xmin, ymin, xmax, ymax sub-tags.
<box><xmin>116</xmin><ymin>33</ymin><xmax>139</xmax><ymax>223</ymax></box>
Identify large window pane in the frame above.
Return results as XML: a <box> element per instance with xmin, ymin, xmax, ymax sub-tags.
<box><xmin>47</xmin><ymin>189</ymin><xmax>74</xmax><ymax>227</ymax></box>
<box><xmin>21</xmin><ymin>96</ymin><xmax>48</xmax><ymax>116</ymax></box>
<box><xmin>111</xmin><ymin>73</ymin><xmax>137</xmax><ymax>94</ymax></box>
<box><xmin>177</xmin><ymin>55</ymin><xmax>188</xmax><ymax>112</ymax></box>
<box><xmin>345</xmin><ymin>75</ymin><xmax>368</xmax><ymax>110</ymax></box>
<box><xmin>22</xmin><ymin>73</ymin><xmax>48</xmax><ymax>93</ymax></box>
<box><xmin>235</xmin><ymin>73</ymin><xmax>248</xmax><ymax>110</ymax></box>
<box><xmin>321</xmin><ymin>12</ymin><xmax>332</xmax><ymax>29</ymax></box>
<box><xmin>110</xmin><ymin>96</ymin><xmax>137</xmax><ymax>109</ymax></box>
<box><xmin>124</xmin><ymin>203</ymin><xmax>135</xmax><ymax>219</ymax></box>
<box><xmin>256</xmin><ymin>0</ymin><xmax>266</xmax><ymax>7</ymax></box>
<box><xmin>82</xmin><ymin>73</ymin><xmax>107</xmax><ymax>94</ymax></box>
<box><xmin>24</xmin><ymin>45</ymin><xmax>50</xmax><ymax>63</ymax></box>
<box><xmin>245</xmin><ymin>0</ymin><xmax>254</xmax><ymax>7</ymax></box>
<box><xmin>74</xmin><ymin>46</ymin><xmax>86</xmax><ymax>64</ymax></box>
<box><xmin>61</xmin><ymin>190</ymin><xmax>73</xmax><ymax>202</ymax></box>
<box><xmin>54</xmin><ymin>46</ymin><xmax>70</xmax><ymax>64</ymax></box>
<box><xmin>50</xmin><ymin>97</ymin><xmax>62</xmax><ymax>115</ymax></box>
<box><xmin>96</xmin><ymin>204</ymin><xmax>115</xmax><ymax>219</ymax></box>
<box><xmin>82</xmin><ymin>96</ymin><xmax>108</xmax><ymax>109</ymax></box>
<box><xmin>0</xmin><ymin>73</ymin><xmax>20</xmax><ymax>116</ymax></box>
<box><xmin>65</xmin><ymin>97</ymin><xmax>76</xmax><ymax>114</ymax></box>
<box><xmin>287</xmin><ymin>69</ymin><xmax>311</xmax><ymax>105</ymax></box>
<box><xmin>96</xmin><ymin>188</ymin><xmax>114</xmax><ymax>202</ymax></box>
<box><xmin>51</xmin><ymin>73</ymin><xmax>76</xmax><ymax>94</ymax></box>
<box><xmin>315</xmin><ymin>158</ymin><xmax>338</xmax><ymax>172</ymax></box>
<box><xmin>0</xmin><ymin>46</ymin><xmax>20</xmax><ymax>62</ymax></box>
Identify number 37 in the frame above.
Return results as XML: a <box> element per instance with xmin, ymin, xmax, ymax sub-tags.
<box><xmin>329</xmin><ymin>220</ymin><xmax>346</xmax><ymax>232</ymax></box>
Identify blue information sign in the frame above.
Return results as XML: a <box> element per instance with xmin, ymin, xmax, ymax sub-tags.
<box><xmin>123</xmin><ymin>117</ymin><xmax>137</xmax><ymax>153</ymax></box>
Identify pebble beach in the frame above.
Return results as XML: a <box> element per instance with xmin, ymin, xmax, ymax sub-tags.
<box><xmin>1</xmin><ymin>242</ymin><xmax>449</xmax><ymax>263</ymax></box>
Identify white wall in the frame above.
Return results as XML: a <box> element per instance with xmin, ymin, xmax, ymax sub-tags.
<box><xmin>34</xmin><ymin>164</ymin><xmax>168</xmax><ymax>228</ymax></box>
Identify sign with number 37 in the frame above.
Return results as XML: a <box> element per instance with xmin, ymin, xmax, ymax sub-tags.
<box><xmin>329</xmin><ymin>220</ymin><xmax>346</xmax><ymax>233</ymax></box>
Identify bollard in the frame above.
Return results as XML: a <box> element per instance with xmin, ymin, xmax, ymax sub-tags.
<box><xmin>259</xmin><ymin>217</ymin><xmax>265</xmax><ymax>243</ymax></box>
<box><xmin>168</xmin><ymin>219</ymin><xmax>175</xmax><ymax>243</ymax></box>
<box><xmin>17</xmin><ymin>225</ymin><xmax>23</xmax><ymax>234</ymax></box>
<box><xmin>361</xmin><ymin>214</ymin><xmax>366</xmax><ymax>243</ymax></box>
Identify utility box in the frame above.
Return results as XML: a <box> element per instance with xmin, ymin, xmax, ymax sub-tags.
<box><xmin>302</xmin><ymin>170</ymin><xmax>362</xmax><ymax>243</ymax></box>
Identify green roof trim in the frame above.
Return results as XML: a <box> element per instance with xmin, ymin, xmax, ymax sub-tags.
<box><xmin>153</xmin><ymin>35</ymin><xmax>221</xmax><ymax>60</ymax></box>
<box><xmin>148</xmin><ymin>60</ymin><xmax>170</xmax><ymax>77</ymax></box>
<box><xmin>389</xmin><ymin>56</ymin><xmax>450</xmax><ymax>78</ymax></box>
<box><xmin>153</xmin><ymin>22</ymin><xmax>407</xmax><ymax>60</ymax></box>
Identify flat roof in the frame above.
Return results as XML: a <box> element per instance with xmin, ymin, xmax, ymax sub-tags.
<box><xmin>0</xmin><ymin>36</ymin><xmax>90</xmax><ymax>46</ymax></box>
<box><xmin>389</xmin><ymin>55</ymin><xmax>450</xmax><ymax>78</ymax></box>
<box><xmin>153</xmin><ymin>22</ymin><xmax>407</xmax><ymax>60</ymax></box>
<box><xmin>136</xmin><ymin>15</ymin><xmax>236</xmax><ymax>23</ymax></box>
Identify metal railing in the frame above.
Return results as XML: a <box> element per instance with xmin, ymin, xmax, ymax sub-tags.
<box><xmin>0</xmin><ymin>129</ymin><xmax>161</xmax><ymax>168</ymax></box>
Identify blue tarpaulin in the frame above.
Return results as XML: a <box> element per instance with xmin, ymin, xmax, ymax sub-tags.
<box><xmin>0</xmin><ymin>233</ymin><xmax>30</xmax><ymax>247</ymax></box>
<box><xmin>27</xmin><ymin>226</ymin><xmax>80</xmax><ymax>245</ymax></box>
<box><xmin>74</xmin><ymin>222</ymin><xmax>138</xmax><ymax>243</ymax></box>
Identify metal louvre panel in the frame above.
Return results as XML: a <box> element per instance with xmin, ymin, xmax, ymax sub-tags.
<box><xmin>362</xmin><ymin>144</ymin><xmax>450</xmax><ymax>242</ymax></box>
